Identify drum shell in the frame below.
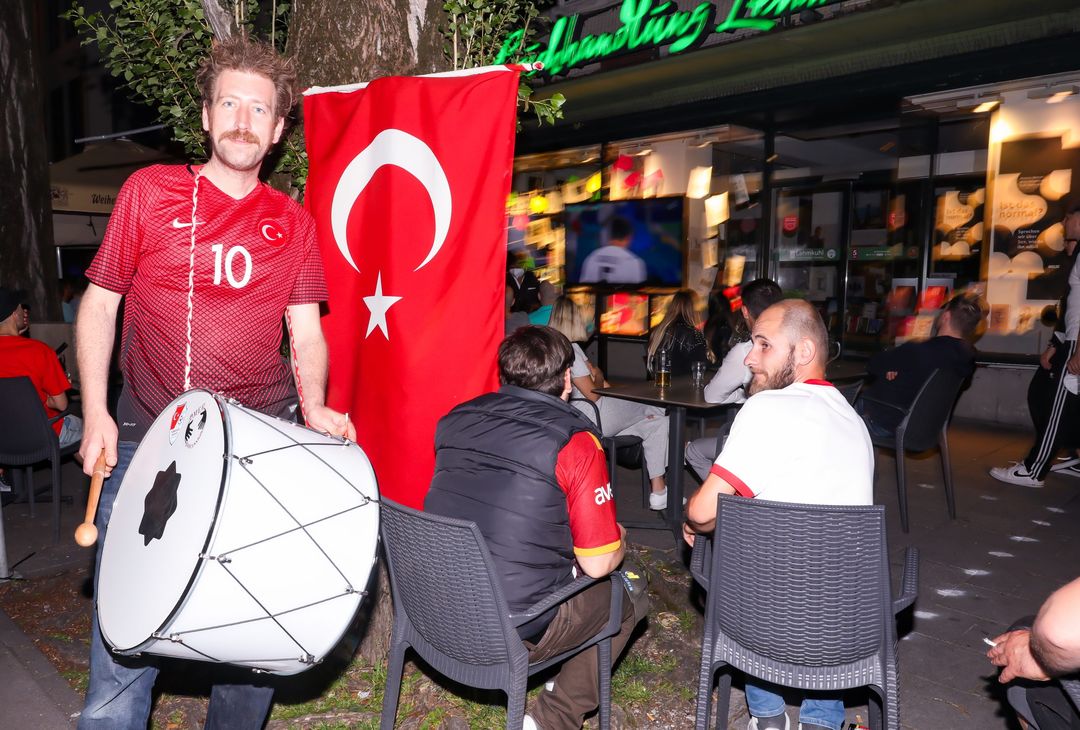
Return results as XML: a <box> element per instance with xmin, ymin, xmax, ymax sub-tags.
<box><xmin>98</xmin><ymin>390</ymin><xmax>379</xmax><ymax>675</ymax></box>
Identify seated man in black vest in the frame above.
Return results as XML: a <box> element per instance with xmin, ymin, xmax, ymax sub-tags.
<box><xmin>425</xmin><ymin>326</ymin><xmax>642</xmax><ymax>730</ymax></box>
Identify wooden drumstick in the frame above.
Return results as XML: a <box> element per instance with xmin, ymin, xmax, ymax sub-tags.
<box><xmin>75</xmin><ymin>452</ymin><xmax>109</xmax><ymax>547</ymax></box>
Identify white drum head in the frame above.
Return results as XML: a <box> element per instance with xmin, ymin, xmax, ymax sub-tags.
<box><xmin>99</xmin><ymin>390</ymin><xmax>227</xmax><ymax>652</ymax></box>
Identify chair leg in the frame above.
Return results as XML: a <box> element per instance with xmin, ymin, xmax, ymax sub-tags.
<box><xmin>867</xmin><ymin>686</ymin><xmax>885</xmax><ymax>730</ymax></box>
<box><xmin>25</xmin><ymin>467</ymin><xmax>35</xmax><ymax>519</ymax></box>
<box><xmin>939</xmin><ymin>427</ymin><xmax>956</xmax><ymax>520</ymax></box>
<box><xmin>695</xmin><ymin>658</ymin><xmax>716</xmax><ymax>730</ymax></box>
<box><xmin>597</xmin><ymin>637</ymin><xmax>612</xmax><ymax>730</ymax></box>
<box><xmin>506</xmin><ymin>671</ymin><xmax>528</xmax><ymax>730</ymax></box>
<box><xmin>52</xmin><ymin>457</ymin><xmax>62</xmax><ymax>543</ymax></box>
<box><xmin>894</xmin><ymin>445</ymin><xmax>909</xmax><ymax>533</ymax></box>
<box><xmin>713</xmin><ymin>668</ymin><xmax>731</xmax><ymax>730</ymax></box>
<box><xmin>379</xmin><ymin>642</ymin><xmax>407</xmax><ymax>730</ymax></box>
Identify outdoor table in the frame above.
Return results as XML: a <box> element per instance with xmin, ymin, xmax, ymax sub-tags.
<box><xmin>596</xmin><ymin>377</ymin><xmax>724</xmax><ymax>542</ymax></box>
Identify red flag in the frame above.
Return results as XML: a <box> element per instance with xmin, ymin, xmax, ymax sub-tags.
<box><xmin>304</xmin><ymin>68</ymin><xmax>521</xmax><ymax>508</ymax></box>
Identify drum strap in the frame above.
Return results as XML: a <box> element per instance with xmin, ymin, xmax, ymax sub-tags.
<box><xmin>182</xmin><ymin>168</ymin><xmax>202</xmax><ymax>392</ymax></box>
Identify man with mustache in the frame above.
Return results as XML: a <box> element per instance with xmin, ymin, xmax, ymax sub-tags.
<box><xmin>684</xmin><ymin>299</ymin><xmax>873</xmax><ymax>730</ymax></box>
<box><xmin>76</xmin><ymin>38</ymin><xmax>353</xmax><ymax>729</ymax></box>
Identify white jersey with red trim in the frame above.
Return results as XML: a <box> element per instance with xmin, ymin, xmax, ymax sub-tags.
<box><xmin>711</xmin><ymin>380</ymin><xmax>873</xmax><ymax>506</ymax></box>
<box><xmin>87</xmin><ymin>164</ymin><xmax>328</xmax><ymax>441</ymax></box>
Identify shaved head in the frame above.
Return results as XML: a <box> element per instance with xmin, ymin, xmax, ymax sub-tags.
<box><xmin>776</xmin><ymin>300</ymin><xmax>829</xmax><ymax>369</ymax></box>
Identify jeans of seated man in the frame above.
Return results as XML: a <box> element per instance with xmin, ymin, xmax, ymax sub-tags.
<box><xmin>1004</xmin><ymin>615</ymin><xmax>1080</xmax><ymax>730</ymax></box>
<box><xmin>79</xmin><ymin>441</ymin><xmax>274</xmax><ymax>730</ymax></box>
<box><xmin>58</xmin><ymin>415</ymin><xmax>83</xmax><ymax>449</ymax></box>
<box><xmin>744</xmin><ymin>681</ymin><xmax>845</xmax><ymax>730</ymax></box>
<box><xmin>853</xmin><ymin>395</ymin><xmax>894</xmax><ymax>441</ymax></box>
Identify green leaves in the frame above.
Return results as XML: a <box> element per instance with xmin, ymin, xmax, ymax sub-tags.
<box><xmin>441</xmin><ymin>0</ymin><xmax>565</xmax><ymax>127</ymax></box>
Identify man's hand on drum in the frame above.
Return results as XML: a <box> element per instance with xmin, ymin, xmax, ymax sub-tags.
<box><xmin>80</xmin><ymin>412</ymin><xmax>119</xmax><ymax>477</ymax></box>
<box><xmin>306</xmin><ymin>404</ymin><xmax>357</xmax><ymax>441</ymax></box>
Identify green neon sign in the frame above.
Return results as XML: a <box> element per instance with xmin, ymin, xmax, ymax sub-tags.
<box><xmin>497</xmin><ymin>0</ymin><xmax>838</xmax><ymax>76</ymax></box>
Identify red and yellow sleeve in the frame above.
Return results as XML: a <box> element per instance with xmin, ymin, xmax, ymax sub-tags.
<box><xmin>555</xmin><ymin>431</ymin><xmax>621</xmax><ymax>557</ymax></box>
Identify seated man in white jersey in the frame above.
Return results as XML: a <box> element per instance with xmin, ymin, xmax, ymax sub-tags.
<box><xmin>684</xmin><ymin>299</ymin><xmax>874</xmax><ymax>730</ymax></box>
<box><xmin>579</xmin><ymin>217</ymin><xmax>647</xmax><ymax>284</ymax></box>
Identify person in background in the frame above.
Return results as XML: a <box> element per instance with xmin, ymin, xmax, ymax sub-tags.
<box><xmin>579</xmin><ymin>217</ymin><xmax>647</xmax><ymax>285</ymax></box>
<box><xmin>685</xmin><ymin>299</ymin><xmax>873</xmax><ymax>730</ymax></box>
<box><xmin>0</xmin><ymin>287</ymin><xmax>83</xmax><ymax>449</ymax></box>
<box><xmin>507</xmin><ymin>251</ymin><xmax>541</xmax><ymax>313</ymax></box>
<box><xmin>988</xmin><ymin>575</ymin><xmax>1080</xmax><ymax>730</ymax></box>
<box><xmin>858</xmin><ymin>292</ymin><xmax>983</xmax><ymax>440</ymax></box>
<box><xmin>506</xmin><ymin>285</ymin><xmax>531</xmax><ymax>335</ymax></box>
<box><xmin>991</xmin><ymin>202</ymin><xmax>1080</xmax><ymax>487</ymax></box>
<box><xmin>549</xmin><ymin>296</ymin><xmax>672</xmax><ymax>510</ymax></box>
<box><xmin>646</xmin><ymin>288</ymin><xmax>711</xmax><ymax>377</ymax></box>
<box><xmin>426</xmin><ymin>326</ymin><xmax>643</xmax><ymax>730</ymax></box>
<box><xmin>685</xmin><ymin>279</ymin><xmax>783</xmax><ymax>481</ymax></box>
<box><xmin>528</xmin><ymin>280</ymin><xmax>559</xmax><ymax>326</ymax></box>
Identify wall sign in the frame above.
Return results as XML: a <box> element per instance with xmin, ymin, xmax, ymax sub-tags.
<box><xmin>497</xmin><ymin>0</ymin><xmax>842</xmax><ymax>77</ymax></box>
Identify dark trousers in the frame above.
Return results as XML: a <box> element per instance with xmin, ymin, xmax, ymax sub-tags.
<box><xmin>1025</xmin><ymin>341</ymin><xmax>1080</xmax><ymax>480</ymax></box>
<box><xmin>524</xmin><ymin>580</ymin><xmax>640</xmax><ymax>729</ymax></box>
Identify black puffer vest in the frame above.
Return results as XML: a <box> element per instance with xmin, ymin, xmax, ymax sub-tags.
<box><xmin>425</xmin><ymin>385</ymin><xmax>599</xmax><ymax>622</ymax></box>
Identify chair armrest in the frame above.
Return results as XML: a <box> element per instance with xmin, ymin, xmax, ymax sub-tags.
<box><xmin>892</xmin><ymin>546</ymin><xmax>919</xmax><ymax>614</ymax></box>
<box><xmin>510</xmin><ymin>574</ymin><xmax>601</xmax><ymax>627</ymax></box>
<box><xmin>689</xmin><ymin>536</ymin><xmax>711</xmax><ymax>591</ymax></box>
<box><xmin>1061</xmin><ymin>678</ymin><xmax>1080</xmax><ymax>713</ymax></box>
<box><xmin>569</xmin><ymin>396</ymin><xmax>603</xmax><ymax>431</ymax></box>
<box><xmin>859</xmin><ymin>394</ymin><xmax>908</xmax><ymax>415</ymax></box>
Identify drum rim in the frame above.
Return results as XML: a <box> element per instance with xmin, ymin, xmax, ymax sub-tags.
<box><xmin>112</xmin><ymin>390</ymin><xmax>232</xmax><ymax>655</ymax></box>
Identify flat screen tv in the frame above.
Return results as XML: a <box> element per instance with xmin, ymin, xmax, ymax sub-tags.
<box><xmin>564</xmin><ymin>198</ymin><xmax>685</xmax><ymax>286</ymax></box>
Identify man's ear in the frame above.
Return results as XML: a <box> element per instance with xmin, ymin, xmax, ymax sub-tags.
<box><xmin>271</xmin><ymin>115</ymin><xmax>285</xmax><ymax>145</ymax></box>
<box><xmin>740</xmin><ymin>305</ymin><xmax>751</xmax><ymax>325</ymax></box>
<box><xmin>201</xmin><ymin>104</ymin><xmax>210</xmax><ymax>133</ymax></box>
<box><xmin>796</xmin><ymin>337</ymin><xmax>817</xmax><ymax>367</ymax></box>
<box><xmin>562</xmin><ymin>368</ymin><xmax>573</xmax><ymax>399</ymax></box>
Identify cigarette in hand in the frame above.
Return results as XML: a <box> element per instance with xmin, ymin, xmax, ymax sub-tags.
<box><xmin>983</xmin><ymin>637</ymin><xmax>997</xmax><ymax>648</ymax></box>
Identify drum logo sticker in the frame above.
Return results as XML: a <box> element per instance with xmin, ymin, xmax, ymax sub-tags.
<box><xmin>184</xmin><ymin>406</ymin><xmax>207</xmax><ymax>448</ymax></box>
<box><xmin>168</xmin><ymin>403</ymin><xmax>187</xmax><ymax>445</ymax></box>
<box><xmin>139</xmin><ymin>461</ymin><xmax>182</xmax><ymax>546</ymax></box>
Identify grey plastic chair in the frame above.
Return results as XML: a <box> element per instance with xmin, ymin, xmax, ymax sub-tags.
<box><xmin>689</xmin><ymin>495</ymin><xmax>919</xmax><ymax>730</ymax></box>
<box><xmin>0</xmin><ymin>377</ymin><xmax>79</xmax><ymax>542</ymax></box>
<box><xmin>570</xmin><ymin>395</ymin><xmax>651</xmax><ymax>507</ymax></box>
<box><xmin>379</xmin><ymin>498</ymin><xmax>623</xmax><ymax>730</ymax></box>
<box><xmin>836</xmin><ymin>378</ymin><xmax>864</xmax><ymax>406</ymax></box>
<box><xmin>861</xmin><ymin>368</ymin><xmax>964</xmax><ymax>532</ymax></box>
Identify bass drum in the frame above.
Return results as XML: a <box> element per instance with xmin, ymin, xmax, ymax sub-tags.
<box><xmin>98</xmin><ymin>389</ymin><xmax>379</xmax><ymax>675</ymax></box>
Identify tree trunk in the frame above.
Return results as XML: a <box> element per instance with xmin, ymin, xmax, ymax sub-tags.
<box><xmin>287</xmin><ymin>0</ymin><xmax>451</xmax><ymax>666</ymax></box>
<box><xmin>0</xmin><ymin>0</ymin><xmax>60</xmax><ymax>319</ymax></box>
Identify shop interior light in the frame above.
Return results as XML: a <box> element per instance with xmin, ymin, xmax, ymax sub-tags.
<box><xmin>585</xmin><ymin>171</ymin><xmax>602</xmax><ymax>194</ymax></box>
<box><xmin>1028</xmin><ymin>85</ymin><xmax>1079</xmax><ymax>104</ymax></box>
<box><xmin>529</xmin><ymin>194</ymin><xmax>549</xmax><ymax>214</ymax></box>
<box><xmin>972</xmin><ymin>97</ymin><xmax>1001</xmax><ymax>113</ymax></box>
<box><xmin>632</xmin><ymin>145</ymin><xmax>652</xmax><ymax>157</ymax></box>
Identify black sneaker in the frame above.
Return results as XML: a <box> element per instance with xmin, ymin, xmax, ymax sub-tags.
<box><xmin>0</xmin><ymin>471</ymin><xmax>11</xmax><ymax>493</ymax></box>
<box><xmin>1051</xmin><ymin>462</ymin><xmax>1080</xmax><ymax>478</ymax></box>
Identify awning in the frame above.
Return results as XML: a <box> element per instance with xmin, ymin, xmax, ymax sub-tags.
<box><xmin>49</xmin><ymin>140</ymin><xmax>176</xmax><ymax>214</ymax></box>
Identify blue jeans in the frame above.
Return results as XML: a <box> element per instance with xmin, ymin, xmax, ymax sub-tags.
<box><xmin>745</xmin><ymin>680</ymin><xmax>845</xmax><ymax>730</ymax></box>
<box><xmin>79</xmin><ymin>441</ymin><xmax>274</xmax><ymax>729</ymax></box>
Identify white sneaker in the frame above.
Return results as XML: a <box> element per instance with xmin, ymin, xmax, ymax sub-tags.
<box><xmin>989</xmin><ymin>462</ymin><xmax>1045</xmax><ymax>488</ymax></box>
<box><xmin>523</xmin><ymin>714</ymin><xmax>540</xmax><ymax>730</ymax></box>
<box><xmin>748</xmin><ymin>715</ymin><xmax>790</xmax><ymax>730</ymax></box>
<box><xmin>648</xmin><ymin>488</ymin><xmax>668</xmax><ymax>511</ymax></box>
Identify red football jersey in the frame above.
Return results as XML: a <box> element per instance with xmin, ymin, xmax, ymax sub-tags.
<box><xmin>87</xmin><ymin>165</ymin><xmax>328</xmax><ymax>441</ymax></box>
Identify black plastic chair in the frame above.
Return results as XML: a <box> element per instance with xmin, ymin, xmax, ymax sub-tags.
<box><xmin>379</xmin><ymin>498</ymin><xmax>623</xmax><ymax>730</ymax></box>
<box><xmin>570</xmin><ymin>396</ymin><xmax>652</xmax><ymax>507</ymax></box>
<box><xmin>0</xmin><ymin>377</ymin><xmax>79</xmax><ymax>542</ymax></box>
<box><xmin>861</xmin><ymin>368</ymin><xmax>964</xmax><ymax>532</ymax></box>
<box><xmin>836</xmin><ymin>378</ymin><xmax>864</xmax><ymax>406</ymax></box>
<box><xmin>690</xmin><ymin>495</ymin><xmax>918</xmax><ymax>730</ymax></box>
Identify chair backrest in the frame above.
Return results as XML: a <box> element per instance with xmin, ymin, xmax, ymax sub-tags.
<box><xmin>835</xmin><ymin>379</ymin><xmax>863</xmax><ymax>406</ymax></box>
<box><xmin>379</xmin><ymin>498</ymin><xmax>524</xmax><ymax>669</ymax></box>
<box><xmin>0</xmin><ymin>376</ymin><xmax>58</xmax><ymax>466</ymax></box>
<box><xmin>708</xmin><ymin>495</ymin><xmax>893</xmax><ymax>668</ymax></box>
<box><xmin>898</xmin><ymin>368</ymin><xmax>964</xmax><ymax>452</ymax></box>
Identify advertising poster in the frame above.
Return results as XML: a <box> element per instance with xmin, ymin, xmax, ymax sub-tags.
<box><xmin>990</xmin><ymin>136</ymin><xmax>1080</xmax><ymax>302</ymax></box>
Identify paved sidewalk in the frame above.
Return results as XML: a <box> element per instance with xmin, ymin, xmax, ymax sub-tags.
<box><xmin>0</xmin><ymin>605</ymin><xmax>81</xmax><ymax>728</ymax></box>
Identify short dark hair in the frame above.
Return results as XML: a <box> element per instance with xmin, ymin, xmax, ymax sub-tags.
<box><xmin>741</xmin><ymin>278</ymin><xmax>783</xmax><ymax>318</ymax></box>
<box><xmin>197</xmin><ymin>37</ymin><xmax>298</xmax><ymax>121</ymax></box>
<box><xmin>942</xmin><ymin>292</ymin><xmax>987</xmax><ymax>337</ymax></box>
<box><xmin>609</xmin><ymin>217</ymin><xmax>633</xmax><ymax>241</ymax></box>
<box><xmin>498</xmin><ymin>326</ymin><xmax>573</xmax><ymax>397</ymax></box>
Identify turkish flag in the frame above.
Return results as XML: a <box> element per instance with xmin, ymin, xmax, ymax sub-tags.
<box><xmin>304</xmin><ymin>67</ymin><xmax>521</xmax><ymax>508</ymax></box>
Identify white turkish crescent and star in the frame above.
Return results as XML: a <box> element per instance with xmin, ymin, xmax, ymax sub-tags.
<box><xmin>329</xmin><ymin>128</ymin><xmax>453</xmax><ymax>340</ymax></box>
